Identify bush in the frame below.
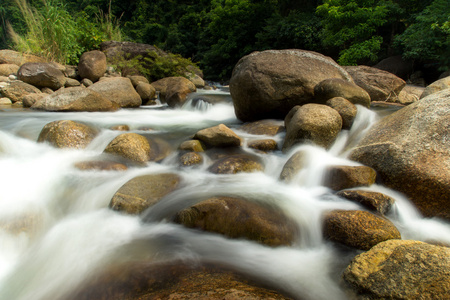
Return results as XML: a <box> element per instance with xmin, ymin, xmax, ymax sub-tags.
<box><xmin>8</xmin><ymin>0</ymin><xmax>123</xmax><ymax>65</ymax></box>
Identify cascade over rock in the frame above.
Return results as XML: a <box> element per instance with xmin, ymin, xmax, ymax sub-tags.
<box><xmin>229</xmin><ymin>49</ymin><xmax>353</xmax><ymax>122</ymax></box>
<box><xmin>350</xmin><ymin>89</ymin><xmax>450</xmax><ymax>220</ymax></box>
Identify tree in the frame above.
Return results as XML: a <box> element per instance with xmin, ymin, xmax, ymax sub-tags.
<box><xmin>395</xmin><ymin>0</ymin><xmax>450</xmax><ymax>70</ymax></box>
<box><xmin>316</xmin><ymin>0</ymin><xmax>389</xmax><ymax>65</ymax></box>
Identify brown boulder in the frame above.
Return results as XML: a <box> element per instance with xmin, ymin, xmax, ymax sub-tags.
<box><xmin>135</xmin><ymin>82</ymin><xmax>156</xmax><ymax>101</ymax></box>
<box><xmin>349</xmin><ymin>89</ymin><xmax>450</xmax><ymax>220</ymax></box>
<box><xmin>78</xmin><ymin>50</ymin><xmax>107</xmax><ymax>82</ymax></box>
<box><xmin>179</xmin><ymin>140</ymin><xmax>206</xmax><ymax>152</ymax></box>
<box><xmin>17</xmin><ymin>62</ymin><xmax>66</xmax><ymax>90</ymax></box>
<box><xmin>336</xmin><ymin>190</ymin><xmax>395</xmax><ymax>215</ymax></box>
<box><xmin>104</xmin><ymin>133</ymin><xmax>151</xmax><ymax>164</ymax></box>
<box><xmin>88</xmin><ymin>77</ymin><xmax>141</xmax><ymax>108</ymax></box>
<box><xmin>323</xmin><ymin>210</ymin><xmax>401</xmax><ymax>250</ymax></box>
<box><xmin>31</xmin><ymin>87</ymin><xmax>119</xmax><ymax>112</ymax></box>
<box><xmin>179</xmin><ymin>152</ymin><xmax>203</xmax><ymax>167</ymax></box>
<box><xmin>69</xmin><ymin>262</ymin><xmax>292</xmax><ymax>300</ymax></box>
<box><xmin>22</xmin><ymin>93</ymin><xmax>47</xmax><ymax>108</ymax></box>
<box><xmin>344</xmin><ymin>65</ymin><xmax>406</xmax><ymax>102</ymax></box>
<box><xmin>247</xmin><ymin>139</ymin><xmax>278</xmax><ymax>152</ymax></box>
<box><xmin>194</xmin><ymin>124</ymin><xmax>242</xmax><ymax>148</ymax></box>
<box><xmin>0</xmin><ymin>80</ymin><xmax>42</xmax><ymax>103</ymax></box>
<box><xmin>37</xmin><ymin>120</ymin><xmax>98</xmax><ymax>149</ymax></box>
<box><xmin>239</xmin><ymin>119</ymin><xmax>285</xmax><ymax>136</ymax></box>
<box><xmin>325</xmin><ymin>97</ymin><xmax>357</xmax><ymax>130</ymax></box>
<box><xmin>282</xmin><ymin>104</ymin><xmax>342</xmax><ymax>151</ymax></box>
<box><xmin>126</xmin><ymin>75</ymin><xmax>149</xmax><ymax>87</ymax></box>
<box><xmin>420</xmin><ymin>76</ymin><xmax>450</xmax><ymax>99</ymax></box>
<box><xmin>0</xmin><ymin>49</ymin><xmax>46</xmax><ymax>66</ymax></box>
<box><xmin>109</xmin><ymin>173</ymin><xmax>180</xmax><ymax>214</ymax></box>
<box><xmin>230</xmin><ymin>49</ymin><xmax>353</xmax><ymax>122</ymax></box>
<box><xmin>174</xmin><ymin>196</ymin><xmax>298</xmax><ymax>247</ymax></box>
<box><xmin>151</xmin><ymin>76</ymin><xmax>196</xmax><ymax>107</ymax></box>
<box><xmin>208</xmin><ymin>154</ymin><xmax>264</xmax><ymax>174</ymax></box>
<box><xmin>314</xmin><ymin>78</ymin><xmax>371</xmax><ymax>107</ymax></box>
<box><xmin>279</xmin><ymin>150</ymin><xmax>308</xmax><ymax>182</ymax></box>
<box><xmin>343</xmin><ymin>240</ymin><xmax>450</xmax><ymax>299</ymax></box>
<box><xmin>0</xmin><ymin>64</ymin><xmax>20</xmax><ymax>76</ymax></box>
<box><xmin>74</xmin><ymin>161</ymin><xmax>127</xmax><ymax>171</ymax></box>
<box><xmin>323</xmin><ymin>165</ymin><xmax>377</xmax><ymax>191</ymax></box>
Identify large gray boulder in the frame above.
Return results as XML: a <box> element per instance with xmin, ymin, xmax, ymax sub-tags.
<box><xmin>350</xmin><ymin>89</ymin><xmax>450</xmax><ymax>220</ymax></box>
<box><xmin>344</xmin><ymin>65</ymin><xmax>406</xmax><ymax>102</ymax></box>
<box><xmin>344</xmin><ymin>240</ymin><xmax>450</xmax><ymax>299</ymax></box>
<box><xmin>283</xmin><ymin>104</ymin><xmax>342</xmax><ymax>151</ymax></box>
<box><xmin>88</xmin><ymin>77</ymin><xmax>141</xmax><ymax>108</ymax></box>
<box><xmin>17</xmin><ymin>62</ymin><xmax>66</xmax><ymax>90</ymax></box>
<box><xmin>31</xmin><ymin>87</ymin><xmax>119</xmax><ymax>112</ymax></box>
<box><xmin>78</xmin><ymin>50</ymin><xmax>107</xmax><ymax>82</ymax></box>
<box><xmin>229</xmin><ymin>49</ymin><xmax>353</xmax><ymax>122</ymax></box>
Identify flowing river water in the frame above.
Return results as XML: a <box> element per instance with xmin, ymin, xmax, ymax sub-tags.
<box><xmin>0</xmin><ymin>89</ymin><xmax>449</xmax><ymax>300</ymax></box>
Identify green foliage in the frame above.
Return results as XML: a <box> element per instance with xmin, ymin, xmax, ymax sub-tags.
<box><xmin>7</xmin><ymin>0</ymin><xmax>123</xmax><ymax>65</ymax></box>
<box><xmin>108</xmin><ymin>49</ymin><xmax>198</xmax><ymax>82</ymax></box>
<box><xmin>395</xmin><ymin>0</ymin><xmax>450</xmax><ymax>70</ymax></box>
<box><xmin>317</xmin><ymin>0</ymin><xmax>389</xmax><ymax>64</ymax></box>
<box><xmin>338</xmin><ymin>36</ymin><xmax>383</xmax><ymax>65</ymax></box>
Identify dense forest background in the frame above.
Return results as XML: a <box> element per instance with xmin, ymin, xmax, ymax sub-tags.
<box><xmin>0</xmin><ymin>0</ymin><xmax>449</xmax><ymax>81</ymax></box>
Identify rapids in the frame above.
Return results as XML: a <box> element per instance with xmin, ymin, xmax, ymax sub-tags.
<box><xmin>0</xmin><ymin>89</ymin><xmax>449</xmax><ymax>300</ymax></box>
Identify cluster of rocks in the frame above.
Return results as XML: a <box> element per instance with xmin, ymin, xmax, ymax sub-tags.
<box><xmin>2</xmin><ymin>46</ymin><xmax>449</xmax><ymax>299</ymax></box>
<box><xmin>0</xmin><ymin>44</ymin><xmax>206</xmax><ymax>110</ymax></box>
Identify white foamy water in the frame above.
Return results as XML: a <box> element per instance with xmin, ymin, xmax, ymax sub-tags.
<box><xmin>0</xmin><ymin>94</ymin><xmax>449</xmax><ymax>300</ymax></box>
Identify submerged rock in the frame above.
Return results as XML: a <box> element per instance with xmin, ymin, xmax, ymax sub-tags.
<box><xmin>208</xmin><ymin>154</ymin><xmax>264</xmax><ymax>174</ymax></box>
<box><xmin>74</xmin><ymin>160</ymin><xmax>128</xmax><ymax>171</ymax></box>
<box><xmin>230</xmin><ymin>49</ymin><xmax>353</xmax><ymax>122</ymax></box>
<box><xmin>174</xmin><ymin>196</ymin><xmax>298</xmax><ymax>247</ymax></box>
<box><xmin>38</xmin><ymin>120</ymin><xmax>98</xmax><ymax>149</ymax></box>
<box><xmin>247</xmin><ymin>139</ymin><xmax>278</xmax><ymax>152</ymax></box>
<box><xmin>69</xmin><ymin>262</ymin><xmax>293</xmax><ymax>300</ymax></box>
<box><xmin>350</xmin><ymin>89</ymin><xmax>450</xmax><ymax>220</ymax></box>
<box><xmin>323</xmin><ymin>210</ymin><xmax>401</xmax><ymax>250</ymax></box>
<box><xmin>279</xmin><ymin>150</ymin><xmax>308</xmax><ymax>182</ymax></box>
<box><xmin>109</xmin><ymin>173</ymin><xmax>181</xmax><ymax>214</ymax></box>
<box><xmin>343</xmin><ymin>240</ymin><xmax>450</xmax><ymax>299</ymax></box>
<box><xmin>179</xmin><ymin>151</ymin><xmax>203</xmax><ymax>167</ymax></box>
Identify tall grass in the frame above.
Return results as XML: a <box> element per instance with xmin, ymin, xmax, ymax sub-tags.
<box><xmin>8</xmin><ymin>0</ymin><xmax>123</xmax><ymax>65</ymax></box>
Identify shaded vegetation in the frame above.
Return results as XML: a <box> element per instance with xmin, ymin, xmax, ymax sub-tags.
<box><xmin>1</xmin><ymin>0</ymin><xmax>448</xmax><ymax>80</ymax></box>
